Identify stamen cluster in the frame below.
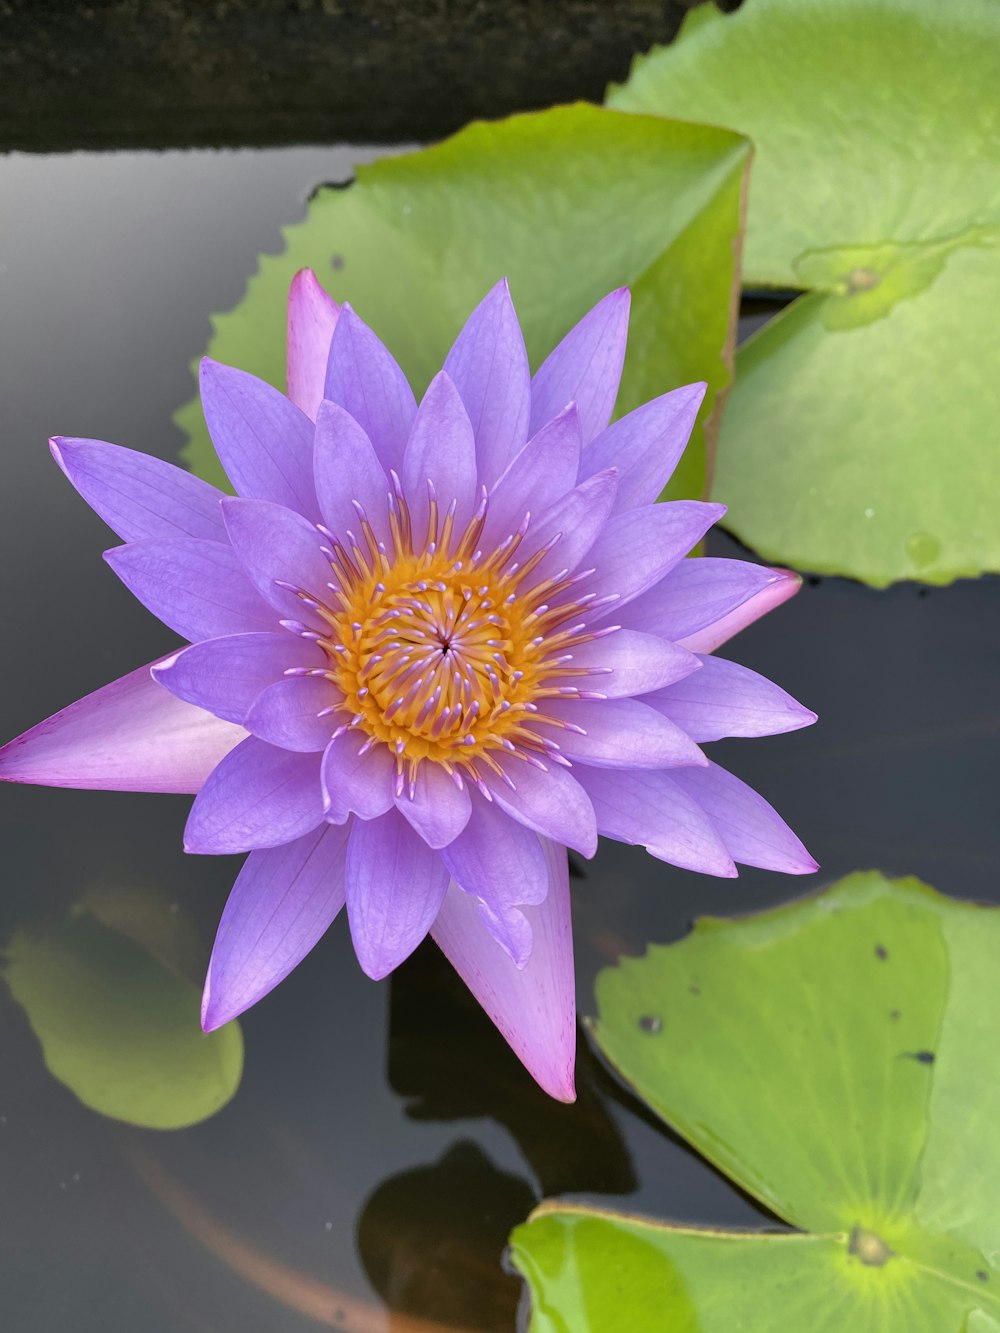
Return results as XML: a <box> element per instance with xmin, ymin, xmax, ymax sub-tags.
<box><xmin>284</xmin><ymin>473</ymin><xmax>616</xmax><ymax>800</ymax></box>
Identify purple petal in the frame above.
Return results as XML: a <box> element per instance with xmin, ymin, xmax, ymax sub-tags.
<box><xmin>559</xmin><ymin>629</ymin><xmax>700</xmax><ymax>699</ymax></box>
<box><xmin>199</xmin><ymin>358</ymin><xmax>319</xmax><ymax>520</ymax></box>
<box><xmin>581</xmin><ymin>501</ymin><xmax>727</xmax><ymax>617</ymax></box>
<box><xmin>431</xmin><ymin>836</ymin><xmax>576</xmax><ymax>1101</ymax></box>
<box><xmin>648</xmin><ymin>655</ymin><xmax>816</xmax><ymax>742</ymax></box>
<box><xmin>345</xmin><ymin>809</ymin><xmax>449</xmax><ymax>979</ymax></box>
<box><xmin>530</xmin><ymin>289</ymin><xmax>630</xmax><ymax>444</ymax></box>
<box><xmin>286</xmin><ymin>269</ymin><xmax>340</xmax><ymax>420</ymax></box>
<box><xmin>394</xmin><ymin>763</ymin><xmax>472</xmax><ymax>848</ymax></box>
<box><xmin>104</xmin><ymin>538</ymin><xmax>276</xmax><ymax>641</ymax></box>
<box><xmin>184</xmin><ymin>737</ymin><xmax>325</xmax><ymax>854</ymax></box>
<box><xmin>577</xmin><ymin>766</ymin><xmax>736</xmax><ymax>876</ymax></box>
<box><xmin>672</xmin><ymin>761</ymin><xmax>818</xmax><ymax>874</ymax></box>
<box><xmin>321</xmin><ymin>730</ymin><xmax>395</xmax><ymax>822</ymax></box>
<box><xmin>152</xmin><ymin>632</ymin><xmax>324</xmax><ymax>725</ymax></box>
<box><xmin>541</xmin><ymin>697</ymin><xmax>706</xmax><ymax>770</ymax></box>
<box><xmin>520</xmin><ymin>468</ymin><xmax>619</xmax><ymax>585</ymax></box>
<box><xmin>313</xmin><ymin>400</ymin><xmax>391</xmax><ymax>548</ymax></box>
<box><xmin>480</xmin><ymin>756</ymin><xmax>597</xmax><ymax>858</ymax></box>
<box><xmin>245</xmin><ymin>677</ymin><xmax>343</xmax><ymax>752</ymax></box>
<box><xmin>402</xmin><ymin>370</ymin><xmax>477</xmax><ymax>538</ymax></box>
<box><xmin>442</xmin><ymin>277</ymin><xmax>531</xmax><ymax>486</ymax></box>
<box><xmin>679</xmin><ymin>569</ymin><xmax>803</xmax><ymax>653</ymax></box>
<box><xmin>221</xmin><ymin>497</ymin><xmax>332</xmax><ymax>629</ymax></box>
<box><xmin>441</xmin><ymin>798</ymin><xmax>548</xmax><ymax>967</ymax></box>
<box><xmin>0</xmin><ymin>658</ymin><xmax>244</xmax><ymax>793</ymax></box>
<box><xmin>484</xmin><ymin>404</ymin><xmax>582</xmax><ymax>548</ymax></box>
<box><xmin>324</xmin><ymin>304</ymin><xmax>416</xmax><ymax>475</ymax></box>
<box><xmin>50</xmin><ymin>437</ymin><xmax>226</xmax><ymax>543</ymax></box>
<box><xmin>201</xmin><ymin>822</ymin><xmax>349</xmax><ymax>1030</ymax></box>
<box><xmin>623</xmin><ymin>557</ymin><xmax>789</xmax><ymax>642</ymax></box>
<box><xmin>580</xmin><ymin>382</ymin><xmax>706</xmax><ymax>512</ymax></box>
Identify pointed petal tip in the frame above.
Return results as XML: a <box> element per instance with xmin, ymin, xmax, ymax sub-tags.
<box><xmin>773</xmin><ymin>567</ymin><xmax>803</xmax><ymax>589</ymax></box>
<box><xmin>200</xmin><ymin>999</ymin><xmax>223</xmax><ymax>1033</ymax></box>
<box><xmin>683</xmin><ymin>380</ymin><xmax>708</xmax><ymax>410</ymax></box>
<box><xmin>794</xmin><ymin>852</ymin><xmax>821</xmax><ymax>875</ymax></box>
<box><xmin>48</xmin><ymin>436</ymin><xmax>70</xmax><ymax>472</ymax></box>
<box><xmin>357</xmin><ymin>954</ymin><xmax>394</xmax><ymax>983</ymax></box>
<box><xmin>541</xmin><ymin>1069</ymin><xmax>577</xmax><ymax>1103</ymax></box>
<box><xmin>289</xmin><ymin>266</ymin><xmax>321</xmax><ymax>292</ymax></box>
<box><xmin>200</xmin><ymin>986</ymin><xmax>241</xmax><ymax>1033</ymax></box>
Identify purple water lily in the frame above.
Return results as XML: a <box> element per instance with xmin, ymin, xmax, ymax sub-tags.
<box><xmin>0</xmin><ymin>273</ymin><xmax>816</xmax><ymax>1100</ymax></box>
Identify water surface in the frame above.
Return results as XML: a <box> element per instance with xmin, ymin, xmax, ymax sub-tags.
<box><xmin>2</xmin><ymin>146</ymin><xmax>998</xmax><ymax>1332</ymax></box>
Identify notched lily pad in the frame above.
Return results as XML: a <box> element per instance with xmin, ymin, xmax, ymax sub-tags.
<box><xmin>2</xmin><ymin>893</ymin><xmax>243</xmax><ymax>1130</ymax></box>
<box><xmin>609</xmin><ymin>0</ymin><xmax>1000</xmax><ymax>585</ymax></box>
<box><xmin>511</xmin><ymin>872</ymin><xmax>1000</xmax><ymax>1330</ymax></box>
<box><xmin>176</xmin><ymin>103</ymin><xmax>750</xmax><ymax>504</ymax></box>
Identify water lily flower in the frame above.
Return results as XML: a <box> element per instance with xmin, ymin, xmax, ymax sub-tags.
<box><xmin>0</xmin><ymin>273</ymin><xmax>816</xmax><ymax>1100</ymax></box>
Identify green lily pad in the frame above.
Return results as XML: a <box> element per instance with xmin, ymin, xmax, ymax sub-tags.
<box><xmin>608</xmin><ymin>0</ymin><xmax>1000</xmax><ymax>585</ymax></box>
<box><xmin>510</xmin><ymin>872</ymin><xmax>1000</xmax><ymax>1330</ymax></box>
<box><xmin>176</xmin><ymin>103</ymin><xmax>750</xmax><ymax>504</ymax></box>
<box><xmin>3</xmin><ymin>897</ymin><xmax>243</xmax><ymax>1130</ymax></box>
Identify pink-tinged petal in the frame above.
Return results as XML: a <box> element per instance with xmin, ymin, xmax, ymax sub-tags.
<box><xmin>442</xmin><ymin>277</ymin><xmax>531</xmax><ymax>485</ymax></box>
<box><xmin>402</xmin><ymin>371</ymin><xmax>477</xmax><ymax>539</ymax></box>
<box><xmin>582</xmin><ymin>500</ymin><xmax>727</xmax><ymax>617</ymax></box>
<box><xmin>201</xmin><ymin>822</ymin><xmax>349</xmax><ymax>1030</ymax></box>
<box><xmin>50</xmin><ymin>437</ymin><xmax>227</xmax><ymax>543</ymax></box>
<box><xmin>199</xmin><ymin>358</ymin><xmax>319</xmax><ymax>520</ymax></box>
<box><xmin>480</xmin><ymin>756</ymin><xmax>597</xmax><ymax>858</ymax></box>
<box><xmin>321</xmin><ymin>730</ymin><xmax>395</xmax><ymax>822</ymax></box>
<box><xmin>576</xmin><ymin>766</ymin><xmax>736</xmax><ymax>877</ymax></box>
<box><xmin>672</xmin><ymin>761</ymin><xmax>818</xmax><ymax>874</ymax></box>
<box><xmin>559</xmin><ymin>629</ymin><xmax>700</xmax><ymax>699</ymax></box>
<box><xmin>541</xmin><ymin>697</ymin><xmax>706</xmax><ymax>770</ymax></box>
<box><xmin>431</xmin><ymin>836</ymin><xmax>576</xmax><ymax>1102</ymax></box>
<box><xmin>520</xmin><ymin>468</ymin><xmax>619</xmax><ymax>585</ymax></box>
<box><xmin>394</xmin><ymin>762</ymin><xmax>472</xmax><ymax>849</ymax></box>
<box><xmin>152</xmin><ymin>632</ymin><xmax>324</xmax><ymax>725</ymax></box>
<box><xmin>220</xmin><ymin>497</ymin><xmax>332</xmax><ymax>629</ymax></box>
<box><xmin>313</xmin><ymin>400</ymin><xmax>391</xmax><ymax>548</ymax></box>
<box><xmin>678</xmin><ymin>569</ymin><xmax>803</xmax><ymax>653</ymax></box>
<box><xmin>345</xmin><ymin>809</ymin><xmax>449</xmax><ymax>979</ymax></box>
<box><xmin>104</xmin><ymin>538</ymin><xmax>276</xmax><ymax>641</ymax></box>
<box><xmin>0</xmin><ymin>659</ymin><xmax>245</xmax><ymax>793</ymax></box>
<box><xmin>483</xmin><ymin>404</ymin><xmax>582</xmax><ymax>547</ymax></box>
<box><xmin>286</xmin><ymin>269</ymin><xmax>340</xmax><ymax>420</ymax></box>
<box><xmin>529</xmin><ymin>289</ymin><xmax>630</xmax><ymax>444</ymax></box>
<box><xmin>648</xmin><ymin>655</ymin><xmax>816</xmax><ymax>742</ymax></box>
<box><xmin>324</xmin><ymin>304</ymin><xmax>417</xmax><ymax>475</ymax></box>
<box><xmin>623</xmin><ymin>557</ymin><xmax>787</xmax><ymax>643</ymax></box>
<box><xmin>184</xmin><ymin>737</ymin><xmax>324</xmax><ymax>854</ymax></box>
<box><xmin>581</xmin><ymin>382</ymin><xmax>706</xmax><ymax>512</ymax></box>
<box><xmin>245</xmin><ymin>677</ymin><xmax>343</xmax><ymax>752</ymax></box>
<box><xmin>441</xmin><ymin>798</ymin><xmax>548</xmax><ymax>967</ymax></box>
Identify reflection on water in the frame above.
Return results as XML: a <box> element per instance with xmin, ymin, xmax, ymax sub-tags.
<box><xmin>358</xmin><ymin>1142</ymin><xmax>533</xmax><ymax>1330</ymax></box>
<box><xmin>2</xmin><ymin>146</ymin><xmax>999</xmax><ymax>1331</ymax></box>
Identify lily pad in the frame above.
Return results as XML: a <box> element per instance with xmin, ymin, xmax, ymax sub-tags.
<box><xmin>176</xmin><ymin>103</ymin><xmax>750</xmax><ymax>504</ymax></box>
<box><xmin>2</xmin><ymin>897</ymin><xmax>243</xmax><ymax>1130</ymax></box>
<box><xmin>510</xmin><ymin>872</ymin><xmax>1000</xmax><ymax>1330</ymax></box>
<box><xmin>608</xmin><ymin>0</ymin><xmax>1000</xmax><ymax>585</ymax></box>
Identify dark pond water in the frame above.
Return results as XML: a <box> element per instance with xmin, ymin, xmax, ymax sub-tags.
<box><xmin>2</xmin><ymin>146</ymin><xmax>998</xmax><ymax>1332</ymax></box>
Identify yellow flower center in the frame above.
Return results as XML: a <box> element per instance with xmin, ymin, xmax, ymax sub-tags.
<box><xmin>289</xmin><ymin>478</ymin><xmax>610</xmax><ymax>793</ymax></box>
